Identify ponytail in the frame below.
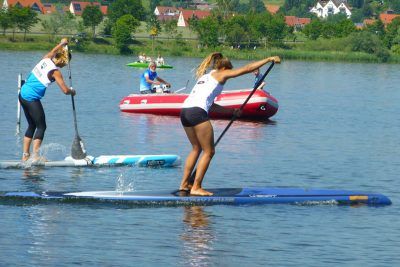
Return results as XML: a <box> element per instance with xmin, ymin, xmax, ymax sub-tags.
<box><xmin>195</xmin><ymin>52</ymin><xmax>224</xmax><ymax>79</ymax></box>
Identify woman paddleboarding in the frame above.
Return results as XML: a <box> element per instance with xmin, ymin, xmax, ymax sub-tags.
<box><xmin>19</xmin><ymin>38</ymin><xmax>76</xmax><ymax>162</ymax></box>
<box><xmin>179</xmin><ymin>52</ymin><xmax>280</xmax><ymax>196</ymax></box>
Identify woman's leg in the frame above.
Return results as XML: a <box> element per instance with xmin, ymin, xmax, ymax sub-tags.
<box><xmin>21</xmin><ymin>98</ymin><xmax>46</xmax><ymax>160</ymax></box>
<box><xmin>190</xmin><ymin>120</ymin><xmax>215</xmax><ymax>196</ymax></box>
<box><xmin>180</xmin><ymin>126</ymin><xmax>201</xmax><ymax>191</ymax></box>
<box><xmin>19</xmin><ymin>95</ymin><xmax>36</xmax><ymax>161</ymax></box>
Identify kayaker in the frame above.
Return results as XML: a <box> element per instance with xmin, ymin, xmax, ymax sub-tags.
<box><xmin>139</xmin><ymin>61</ymin><xmax>171</xmax><ymax>94</ymax></box>
<box><xmin>156</xmin><ymin>54</ymin><xmax>165</xmax><ymax>66</ymax></box>
<box><xmin>253</xmin><ymin>68</ymin><xmax>265</xmax><ymax>90</ymax></box>
<box><xmin>19</xmin><ymin>38</ymin><xmax>76</xmax><ymax>162</ymax></box>
<box><xmin>179</xmin><ymin>52</ymin><xmax>281</xmax><ymax>196</ymax></box>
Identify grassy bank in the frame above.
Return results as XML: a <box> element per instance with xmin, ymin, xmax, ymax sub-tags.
<box><xmin>1</xmin><ymin>34</ymin><xmax>399</xmax><ymax>63</ymax></box>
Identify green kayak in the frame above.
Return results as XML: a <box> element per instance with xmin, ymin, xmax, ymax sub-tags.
<box><xmin>126</xmin><ymin>62</ymin><xmax>173</xmax><ymax>69</ymax></box>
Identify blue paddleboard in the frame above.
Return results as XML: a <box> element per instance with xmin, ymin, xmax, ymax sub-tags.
<box><xmin>0</xmin><ymin>187</ymin><xmax>391</xmax><ymax>206</ymax></box>
<box><xmin>0</xmin><ymin>154</ymin><xmax>181</xmax><ymax>169</ymax></box>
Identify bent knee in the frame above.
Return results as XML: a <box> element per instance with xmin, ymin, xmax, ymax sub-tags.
<box><xmin>203</xmin><ymin>148</ymin><xmax>215</xmax><ymax>158</ymax></box>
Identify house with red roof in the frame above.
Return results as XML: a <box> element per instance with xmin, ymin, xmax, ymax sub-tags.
<box><xmin>285</xmin><ymin>16</ymin><xmax>311</xmax><ymax>30</ymax></box>
<box><xmin>379</xmin><ymin>13</ymin><xmax>400</xmax><ymax>26</ymax></box>
<box><xmin>177</xmin><ymin>9</ymin><xmax>211</xmax><ymax>27</ymax></box>
<box><xmin>69</xmin><ymin>1</ymin><xmax>107</xmax><ymax>16</ymax></box>
<box><xmin>2</xmin><ymin>0</ymin><xmax>45</xmax><ymax>13</ymax></box>
<box><xmin>154</xmin><ymin>6</ymin><xmax>181</xmax><ymax>22</ymax></box>
<box><xmin>265</xmin><ymin>4</ymin><xmax>280</xmax><ymax>14</ymax></box>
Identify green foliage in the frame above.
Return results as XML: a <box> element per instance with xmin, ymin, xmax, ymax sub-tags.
<box><xmin>163</xmin><ymin>19</ymin><xmax>178</xmax><ymax>39</ymax></box>
<box><xmin>191</xmin><ymin>16</ymin><xmax>220</xmax><ymax>47</ymax></box>
<box><xmin>383</xmin><ymin>17</ymin><xmax>400</xmax><ymax>49</ymax></box>
<box><xmin>41</xmin><ymin>12</ymin><xmax>76</xmax><ymax>41</ymax></box>
<box><xmin>108</xmin><ymin>0</ymin><xmax>145</xmax><ymax>23</ymax></box>
<box><xmin>0</xmin><ymin>8</ymin><xmax>12</xmax><ymax>35</ymax></box>
<box><xmin>303</xmin><ymin>19</ymin><xmax>323</xmax><ymax>40</ymax></box>
<box><xmin>82</xmin><ymin>5</ymin><xmax>103</xmax><ymax>38</ymax></box>
<box><xmin>9</xmin><ymin>7</ymin><xmax>39</xmax><ymax>41</ymax></box>
<box><xmin>345</xmin><ymin>31</ymin><xmax>390</xmax><ymax>62</ymax></box>
<box><xmin>146</xmin><ymin>14</ymin><xmax>161</xmax><ymax>36</ymax></box>
<box><xmin>303</xmin><ymin>16</ymin><xmax>355</xmax><ymax>40</ymax></box>
<box><xmin>112</xmin><ymin>14</ymin><xmax>140</xmax><ymax>53</ymax></box>
<box><xmin>282</xmin><ymin>0</ymin><xmax>315</xmax><ymax>17</ymax></box>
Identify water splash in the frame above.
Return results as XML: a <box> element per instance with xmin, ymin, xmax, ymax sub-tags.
<box><xmin>115</xmin><ymin>169</ymin><xmax>135</xmax><ymax>193</ymax></box>
<box><xmin>39</xmin><ymin>143</ymin><xmax>67</xmax><ymax>161</ymax></box>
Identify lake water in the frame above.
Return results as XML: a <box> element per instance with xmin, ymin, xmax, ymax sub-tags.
<box><xmin>0</xmin><ymin>51</ymin><xmax>399</xmax><ymax>266</ymax></box>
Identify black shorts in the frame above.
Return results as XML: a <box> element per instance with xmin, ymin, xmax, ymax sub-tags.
<box><xmin>180</xmin><ymin>107</ymin><xmax>209</xmax><ymax>127</ymax></box>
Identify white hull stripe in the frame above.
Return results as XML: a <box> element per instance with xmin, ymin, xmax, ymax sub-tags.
<box><xmin>120</xmin><ymin>96</ymin><xmax>274</xmax><ymax>110</ymax></box>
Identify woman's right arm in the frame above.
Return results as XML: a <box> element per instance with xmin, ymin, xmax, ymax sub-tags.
<box><xmin>215</xmin><ymin>56</ymin><xmax>280</xmax><ymax>84</ymax></box>
<box><xmin>44</xmin><ymin>38</ymin><xmax>68</xmax><ymax>59</ymax></box>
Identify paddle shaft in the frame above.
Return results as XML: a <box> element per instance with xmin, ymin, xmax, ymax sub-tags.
<box><xmin>16</xmin><ymin>73</ymin><xmax>22</xmax><ymax>135</ymax></box>
<box><xmin>68</xmin><ymin>63</ymin><xmax>80</xmax><ymax>136</ymax></box>
<box><xmin>189</xmin><ymin>61</ymin><xmax>276</xmax><ymax>183</ymax></box>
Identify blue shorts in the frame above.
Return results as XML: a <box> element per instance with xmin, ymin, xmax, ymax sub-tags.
<box><xmin>180</xmin><ymin>107</ymin><xmax>209</xmax><ymax>127</ymax></box>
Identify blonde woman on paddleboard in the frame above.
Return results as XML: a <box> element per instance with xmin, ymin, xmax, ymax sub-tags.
<box><xmin>19</xmin><ymin>38</ymin><xmax>76</xmax><ymax>162</ymax></box>
<box><xmin>180</xmin><ymin>52</ymin><xmax>280</xmax><ymax>196</ymax></box>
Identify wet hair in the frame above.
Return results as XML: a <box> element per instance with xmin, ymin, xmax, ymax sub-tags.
<box><xmin>195</xmin><ymin>52</ymin><xmax>233</xmax><ymax>79</ymax></box>
<box><xmin>148</xmin><ymin>61</ymin><xmax>157</xmax><ymax>68</ymax></box>
<box><xmin>53</xmin><ymin>48</ymin><xmax>71</xmax><ymax>68</ymax></box>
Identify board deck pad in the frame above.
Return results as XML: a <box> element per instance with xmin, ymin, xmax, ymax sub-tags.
<box><xmin>0</xmin><ymin>187</ymin><xmax>391</xmax><ymax>206</ymax></box>
<box><xmin>0</xmin><ymin>154</ymin><xmax>181</xmax><ymax>169</ymax></box>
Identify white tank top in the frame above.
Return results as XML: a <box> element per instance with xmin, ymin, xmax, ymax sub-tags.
<box><xmin>32</xmin><ymin>58</ymin><xmax>58</xmax><ymax>87</ymax></box>
<box><xmin>182</xmin><ymin>71</ymin><xmax>224</xmax><ymax>113</ymax></box>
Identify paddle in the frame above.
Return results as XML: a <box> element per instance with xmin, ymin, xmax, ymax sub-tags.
<box><xmin>67</xmin><ymin>48</ymin><xmax>87</xmax><ymax>159</ymax></box>
<box><xmin>188</xmin><ymin>61</ymin><xmax>276</xmax><ymax>184</ymax></box>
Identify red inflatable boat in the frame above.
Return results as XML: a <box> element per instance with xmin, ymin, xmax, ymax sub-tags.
<box><xmin>119</xmin><ymin>89</ymin><xmax>278</xmax><ymax>120</ymax></box>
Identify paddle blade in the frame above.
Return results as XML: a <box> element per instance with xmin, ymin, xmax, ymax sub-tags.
<box><xmin>71</xmin><ymin>135</ymin><xmax>87</xmax><ymax>159</ymax></box>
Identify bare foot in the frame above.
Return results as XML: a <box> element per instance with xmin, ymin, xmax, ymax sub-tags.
<box><xmin>32</xmin><ymin>155</ymin><xmax>47</xmax><ymax>163</ymax></box>
<box><xmin>190</xmin><ymin>188</ymin><xmax>213</xmax><ymax>196</ymax></box>
<box><xmin>22</xmin><ymin>152</ymin><xmax>30</xmax><ymax>162</ymax></box>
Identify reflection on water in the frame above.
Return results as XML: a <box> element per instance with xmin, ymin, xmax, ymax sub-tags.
<box><xmin>180</xmin><ymin>206</ymin><xmax>215</xmax><ymax>267</ymax></box>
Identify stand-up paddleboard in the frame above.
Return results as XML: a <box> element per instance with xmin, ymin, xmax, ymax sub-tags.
<box><xmin>0</xmin><ymin>154</ymin><xmax>181</xmax><ymax>169</ymax></box>
<box><xmin>0</xmin><ymin>188</ymin><xmax>391</xmax><ymax>206</ymax></box>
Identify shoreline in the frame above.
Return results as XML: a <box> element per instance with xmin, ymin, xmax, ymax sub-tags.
<box><xmin>1</xmin><ymin>35</ymin><xmax>399</xmax><ymax>64</ymax></box>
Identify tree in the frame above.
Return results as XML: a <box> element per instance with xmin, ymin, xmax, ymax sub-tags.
<box><xmin>108</xmin><ymin>0</ymin><xmax>145</xmax><ymax>23</ymax></box>
<box><xmin>7</xmin><ymin>6</ymin><xmax>39</xmax><ymax>41</ymax></box>
<box><xmin>346</xmin><ymin>31</ymin><xmax>390</xmax><ymax>62</ymax></box>
<box><xmin>303</xmin><ymin>19</ymin><xmax>323</xmax><ymax>40</ymax></box>
<box><xmin>0</xmin><ymin>8</ymin><xmax>12</xmax><ymax>35</ymax></box>
<box><xmin>16</xmin><ymin>7</ymin><xmax>39</xmax><ymax>41</ymax></box>
<box><xmin>112</xmin><ymin>14</ymin><xmax>140</xmax><ymax>53</ymax></box>
<box><xmin>82</xmin><ymin>5</ymin><xmax>103</xmax><ymax>38</ymax></box>
<box><xmin>163</xmin><ymin>19</ymin><xmax>178</xmax><ymax>39</ymax></box>
<box><xmin>224</xmin><ymin>15</ymin><xmax>250</xmax><ymax>47</ymax></box>
<box><xmin>42</xmin><ymin>12</ymin><xmax>76</xmax><ymax>42</ymax></box>
<box><xmin>146</xmin><ymin>14</ymin><xmax>161</xmax><ymax>54</ymax></box>
<box><xmin>383</xmin><ymin>17</ymin><xmax>400</xmax><ymax>49</ymax></box>
<box><xmin>249</xmin><ymin>0</ymin><xmax>266</xmax><ymax>13</ymax></box>
<box><xmin>191</xmin><ymin>16</ymin><xmax>220</xmax><ymax>47</ymax></box>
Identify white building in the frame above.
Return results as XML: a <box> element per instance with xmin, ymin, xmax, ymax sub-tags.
<box><xmin>310</xmin><ymin>0</ymin><xmax>352</xmax><ymax>19</ymax></box>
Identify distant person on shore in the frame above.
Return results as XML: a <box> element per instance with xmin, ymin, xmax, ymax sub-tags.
<box><xmin>19</xmin><ymin>38</ymin><xmax>76</xmax><ymax>162</ymax></box>
<box><xmin>179</xmin><ymin>52</ymin><xmax>280</xmax><ymax>196</ymax></box>
<box><xmin>253</xmin><ymin>68</ymin><xmax>265</xmax><ymax>90</ymax></box>
<box><xmin>139</xmin><ymin>61</ymin><xmax>171</xmax><ymax>94</ymax></box>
